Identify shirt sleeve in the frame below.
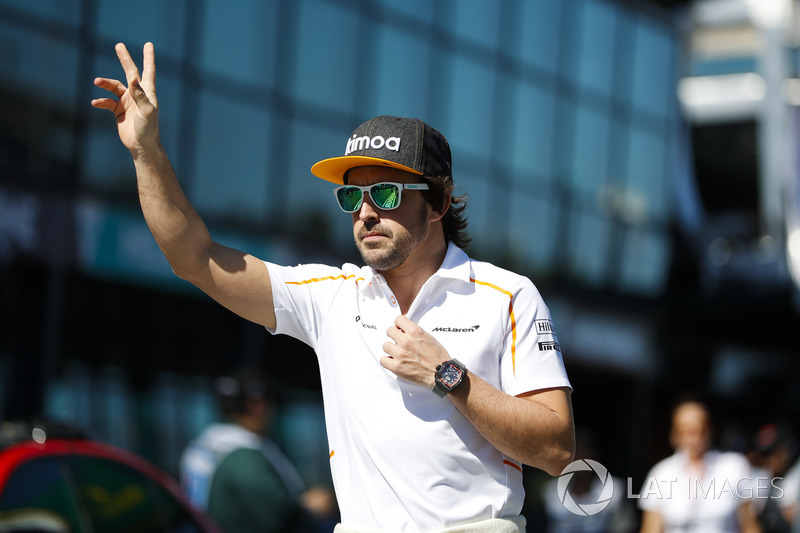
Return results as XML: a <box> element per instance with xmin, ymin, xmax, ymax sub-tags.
<box><xmin>264</xmin><ymin>261</ymin><xmax>351</xmax><ymax>348</ymax></box>
<box><xmin>501</xmin><ymin>277</ymin><xmax>571</xmax><ymax>397</ymax></box>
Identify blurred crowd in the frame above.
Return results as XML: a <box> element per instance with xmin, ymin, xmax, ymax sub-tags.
<box><xmin>177</xmin><ymin>377</ymin><xmax>799</xmax><ymax>533</ymax></box>
<box><xmin>527</xmin><ymin>396</ymin><xmax>799</xmax><ymax>533</ymax></box>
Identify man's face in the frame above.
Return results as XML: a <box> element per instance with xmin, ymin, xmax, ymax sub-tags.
<box><xmin>346</xmin><ymin>166</ymin><xmax>432</xmax><ymax>271</ymax></box>
<box><xmin>669</xmin><ymin>402</ymin><xmax>711</xmax><ymax>459</ymax></box>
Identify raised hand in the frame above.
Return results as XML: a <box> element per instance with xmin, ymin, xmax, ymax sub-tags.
<box><xmin>91</xmin><ymin>42</ymin><xmax>159</xmax><ymax>156</ymax></box>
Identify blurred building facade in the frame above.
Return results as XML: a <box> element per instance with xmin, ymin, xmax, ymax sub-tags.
<box><xmin>0</xmin><ymin>0</ymin><xmax>797</xmax><ymax>501</ymax></box>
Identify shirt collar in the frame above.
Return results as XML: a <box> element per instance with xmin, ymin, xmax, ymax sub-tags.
<box><xmin>359</xmin><ymin>241</ymin><xmax>471</xmax><ymax>291</ymax></box>
<box><xmin>434</xmin><ymin>241</ymin><xmax>471</xmax><ymax>283</ymax></box>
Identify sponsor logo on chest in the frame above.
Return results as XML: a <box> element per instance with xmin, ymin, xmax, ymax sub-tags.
<box><xmin>355</xmin><ymin>315</ymin><xmax>377</xmax><ymax>330</ymax></box>
<box><xmin>431</xmin><ymin>325</ymin><xmax>480</xmax><ymax>333</ymax></box>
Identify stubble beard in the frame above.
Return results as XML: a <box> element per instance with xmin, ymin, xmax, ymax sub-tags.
<box><xmin>356</xmin><ymin>203</ymin><xmax>430</xmax><ymax>271</ymax></box>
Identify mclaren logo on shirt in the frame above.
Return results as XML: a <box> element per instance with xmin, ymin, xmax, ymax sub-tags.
<box><xmin>432</xmin><ymin>325</ymin><xmax>480</xmax><ymax>333</ymax></box>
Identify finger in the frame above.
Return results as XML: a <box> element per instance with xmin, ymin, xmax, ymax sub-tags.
<box><xmin>379</xmin><ymin>355</ymin><xmax>397</xmax><ymax>372</ymax></box>
<box><xmin>386</xmin><ymin>325</ymin><xmax>401</xmax><ymax>343</ymax></box>
<box><xmin>90</xmin><ymin>97</ymin><xmax>118</xmax><ymax>112</ymax></box>
<box><xmin>141</xmin><ymin>42</ymin><xmax>156</xmax><ymax>91</ymax></box>
<box><xmin>115</xmin><ymin>42</ymin><xmax>141</xmax><ymax>86</ymax></box>
<box><xmin>383</xmin><ymin>341</ymin><xmax>400</xmax><ymax>358</ymax></box>
<box><xmin>394</xmin><ymin>314</ymin><xmax>415</xmax><ymax>331</ymax></box>
<box><xmin>93</xmin><ymin>77</ymin><xmax>127</xmax><ymax>98</ymax></box>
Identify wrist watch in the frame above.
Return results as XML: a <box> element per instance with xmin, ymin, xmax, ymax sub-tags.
<box><xmin>432</xmin><ymin>359</ymin><xmax>466</xmax><ymax>397</ymax></box>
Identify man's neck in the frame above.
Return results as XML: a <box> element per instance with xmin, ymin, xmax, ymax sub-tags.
<box><xmin>380</xmin><ymin>236</ymin><xmax>448</xmax><ymax>314</ymax></box>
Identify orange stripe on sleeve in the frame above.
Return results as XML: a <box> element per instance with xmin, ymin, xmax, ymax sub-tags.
<box><xmin>285</xmin><ymin>274</ymin><xmax>364</xmax><ymax>285</ymax></box>
<box><xmin>470</xmin><ymin>278</ymin><xmax>517</xmax><ymax>374</ymax></box>
<box><xmin>503</xmin><ymin>459</ymin><xmax>522</xmax><ymax>472</ymax></box>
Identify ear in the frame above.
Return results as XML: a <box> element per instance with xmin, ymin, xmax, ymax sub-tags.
<box><xmin>429</xmin><ymin>194</ymin><xmax>451</xmax><ymax>223</ymax></box>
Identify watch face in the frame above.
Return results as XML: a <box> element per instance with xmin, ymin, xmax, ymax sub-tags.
<box><xmin>439</xmin><ymin>363</ymin><xmax>463</xmax><ymax>387</ymax></box>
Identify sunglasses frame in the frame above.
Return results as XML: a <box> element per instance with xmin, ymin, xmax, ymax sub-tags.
<box><xmin>333</xmin><ymin>182</ymin><xmax>430</xmax><ymax>213</ymax></box>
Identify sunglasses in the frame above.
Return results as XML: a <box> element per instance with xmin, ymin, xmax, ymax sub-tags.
<box><xmin>334</xmin><ymin>182</ymin><xmax>430</xmax><ymax>212</ymax></box>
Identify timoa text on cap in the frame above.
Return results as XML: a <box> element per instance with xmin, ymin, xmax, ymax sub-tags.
<box><xmin>311</xmin><ymin>115</ymin><xmax>452</xmax><ymax>185</ymax></box>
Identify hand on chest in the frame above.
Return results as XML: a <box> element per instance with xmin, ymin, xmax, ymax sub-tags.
<box><xmin>351</xmin><ymin>289</ymin><xmax>505</xmax><ymax>379</ymax></box>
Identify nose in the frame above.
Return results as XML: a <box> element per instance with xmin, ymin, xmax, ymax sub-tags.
<box><xmin>357</xmin><ymin>194</ymin><xmax>380</xmax><ymax>221</ymax></box>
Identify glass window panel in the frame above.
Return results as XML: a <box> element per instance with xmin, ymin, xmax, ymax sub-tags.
<box><xmin>570</xmin><ymin>105</ymin><xmax>612</xmax><ymax>197</ymax></box>
<box><xmin>518</xmin><ymin>0</ymin><xmax>563</xmax><ymax>74</ymax></box>
<box><xmin>289</xmin><ymin>121</ymin><xmax>353</xmax><ymax>251</ymax></box>
<box><xmin>374</xmin><ymin>27</ymin><xmax>432</xmax><ymax>118</ymax></box>
<box><xmin>457</xmin><ymin>166</ymin><xmax>495</xmax><ymax>256</ymax></box>
<box><xmin>294</xmin><ymin>0</ymin><xmax>361</xmax><ymax>113</ymax></box>
<box><xmin>624</xmin><ymin>128</ymin><xmax>668</xmax><ymax>220</ymax></box>
<box><xmin>95</xmin><ymin>0</ymin><xmax>187</xmax><ymax>62</ymax></box>
<box><xmin>448</xmin><ymin>56</ymin><xmax>495</xmax><ymax>162</ymax></box>
<box><xmin>510</xmin><ymin>83</ymin><xmax>556</xmax><ymax>181</ymax></box>
<box><xmin>572</xmin><ymin>0</ymin><xmax>618</xmax><ymax>96</ymax></box>
<box><xmin>0</xmin><ymin>23</ymin><xmax>79</xmax><ymax>102</ymax></box>
<box><xmin>567</xmin><ymin>210</ymin><xmax>611</xmax><ymax>286</ymax></box>
<box><xmin>451</xmin><ymin>0</ymin><xmax>500</xmax><ymax>51</ymax></box>
<box><xmin>0</xmin><ymin>0</ymin><xmax>81</xmax><ymax>29</ymax></box>
<box><xmin>200</xmin><ymin>0</ymin><xmax>280</xmax><ymax>87</ymax></box>
<box><xmin>617</xmin><ymin>226</ymin><xmax>669</xmax><ymax>295</ymax></box>
<box><xmin>82</xmin><ymin>123</ymin><xmax>137</xmax><ymax>193</ymax></box>
<box><xmin>377</xmin><ymin>0</ymin><xmax>436</xmax><ymax>23</ymax></box>
<box><xmin>0</xmin><ymin>24</ymin><xmax>84</xmax><ymax>186</ymax></box>
<box><xmin>508</xmin><ymin>190</ymin><xmax>559</xmax><ymax>272</ymax></box>
<box><xmin>630</xmin><ymin>20</ymin><xmax>675</xmax><ymax>118</ymax></box>
<box><xmin>191</xmin><ymin>91</ymin><xmax>271</xmax><ymax>224</ymax></box>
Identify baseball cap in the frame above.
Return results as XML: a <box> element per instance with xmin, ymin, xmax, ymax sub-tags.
<box><xmin>311</xmin><ymin>115</ymin><xmax>452</xmax><ymax>185</ymax></box>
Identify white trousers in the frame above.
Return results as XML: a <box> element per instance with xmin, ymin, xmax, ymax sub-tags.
<box><xmin>333</xmin><ymin>516</ymin><xmax>526</xmax><ymax>533</ymax></box>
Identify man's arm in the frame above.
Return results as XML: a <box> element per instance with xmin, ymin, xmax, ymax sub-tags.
<box><xmin>449</xmin><ymin>378</ymin><xmax>574</xmax><ymax>476</ymax></box>
<box><xmin>638</xmin><ymin>510</ymin><xmax>664</xmax><ymax>533</ymax></box>
<box><xmin>738</xmin><ymin>501</ymin><xmax>763</xmax><ymax>533</ymax></box>
<box><xmin>91</xmin><ymin>43</ymin><xmax>276</xmax><ymax>328</ymax></box>
<box><xmin>382</xmin><ymin>315</ymin><xmax>575</xmax><ymax>476</ymax></box>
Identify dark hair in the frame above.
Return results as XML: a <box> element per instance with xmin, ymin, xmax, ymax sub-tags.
<box><xmin>214</xmin><ymin>369</ymin><xmax>274</xmax><ymax>417</ymax></box>
<box><xmin>422</xmin><ymin>174</ymin><xmax>471</xmax><ymax>250</ymax></box>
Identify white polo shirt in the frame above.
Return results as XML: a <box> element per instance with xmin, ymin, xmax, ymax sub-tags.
<box><xmin>266</xmin><ymin>242</ymin><xmax>570</xmax><ymax>531</ymax></box>
<box><xmin>638</xmin><ymin>450</ymin><xmax>756</xmax><ymax>533</ymax></box>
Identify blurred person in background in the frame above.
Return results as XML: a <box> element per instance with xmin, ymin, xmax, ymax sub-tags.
<box><xmin>747</xmin><ymin>422</ymin><xmax>797</xmax><ymax>533</ymax></box>
<box><xmin>92</xmin><ymin>42</ymin><xmax>574</xmax><ymax>532</ymax></box>
<box><xmin>180</xmin><ymin>368</ymin><xmax>337</xmax><ymax>533</ymax></box>
<box><xmin>639</xmin><ymin>397</ymin><xmax>761</xmax><ymax>533</ymax></box>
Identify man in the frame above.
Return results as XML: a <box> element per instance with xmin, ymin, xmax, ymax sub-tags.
<box><xmin>92</xmin><ymin>42</ymin><xmax>575</xmax><ymax>532</ymax></box>
<box><xmin>180</xmin><ymin>369</ymin><xmax>337</xmax><ymax>533</ymax></box>
<box><xmin>638</xmin><ymin>399</ymin><xmax>761</xmax><ymax>533</ymax></box>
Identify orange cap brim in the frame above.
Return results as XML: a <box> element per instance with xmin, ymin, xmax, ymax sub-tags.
<box><xmin>310</xmin><ymin>156</ymin><xmax>424</xmax><ymax>185</ymax></box>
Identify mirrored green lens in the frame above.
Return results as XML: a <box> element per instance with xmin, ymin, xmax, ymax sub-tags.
<box><xmin>337</xmin><ymin>187</ymin><xmax>363</xmax><ymax>212</ymax></box>
<box><xmin>370</xmin><ymin>183</ymin><xmax>400</xmax><ymax>209</ymax></box>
